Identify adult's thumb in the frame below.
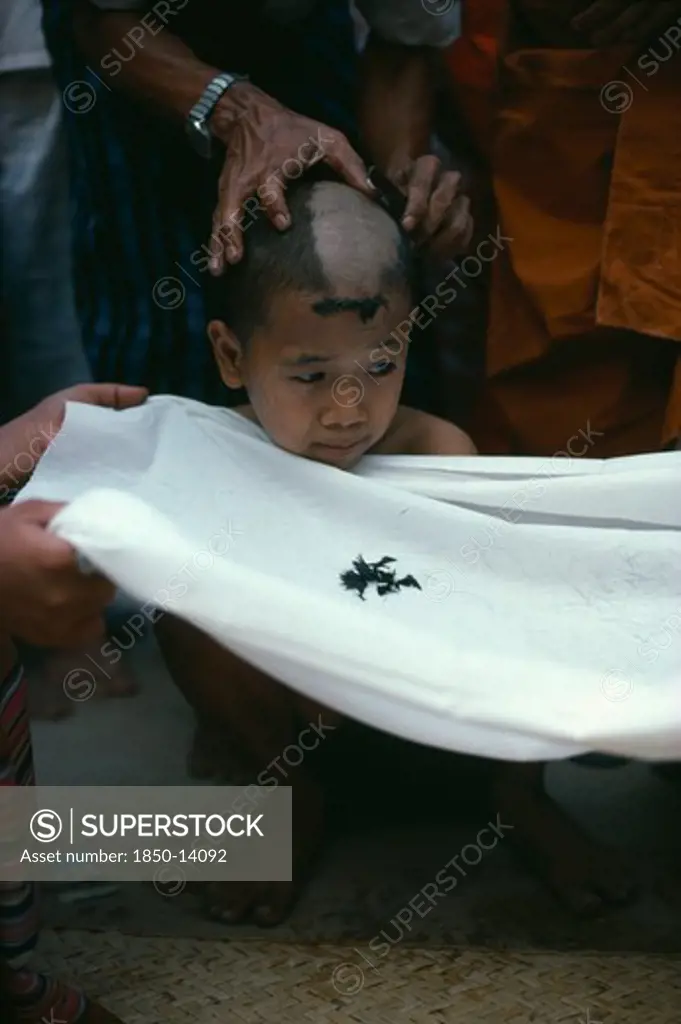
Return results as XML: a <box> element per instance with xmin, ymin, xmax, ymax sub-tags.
<box><xmin>11</xmin><ymin>499</ymin><xmax>66</xmax><ymax>529</ymax></box>
<box><xmin>76</xmin><ymin>383</ymin><xmax>149</xmax><ymax>410</ymax></box>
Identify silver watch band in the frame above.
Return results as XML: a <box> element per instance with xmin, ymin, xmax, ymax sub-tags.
<box><xmin>186</xmin><ymin>72</ymin><xmax>249</xmax><ymax>159</ymax></box>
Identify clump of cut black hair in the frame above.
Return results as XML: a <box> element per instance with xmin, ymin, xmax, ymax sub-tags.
<box><xmin>205</xmin><ymin>166</ymin><xmax>417</xmax><ymax>343</ymax></box>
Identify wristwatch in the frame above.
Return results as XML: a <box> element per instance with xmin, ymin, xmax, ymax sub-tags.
<box><xmin>185</xmin><ymin>72</ymin><xmax>249</xmax><ymax>160</ymax></box>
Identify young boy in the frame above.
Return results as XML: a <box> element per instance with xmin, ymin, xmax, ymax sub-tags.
<box><xmin>155</xmin><ymin>175</ymin><xmax>634</xmax><ymax>927</ymax></box>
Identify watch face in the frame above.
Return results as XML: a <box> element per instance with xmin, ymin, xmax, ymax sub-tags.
<box><xmin>187</xmin><ymin>118</ymin><xmax>212</xmax><ymax>160</ymax></box>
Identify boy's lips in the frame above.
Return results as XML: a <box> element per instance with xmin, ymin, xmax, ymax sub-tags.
<box><xmin>311</xmin><ymin>438</ymin><xmax>369</xmax><ymax>460</ymax></box>
<box><xmin>314</xmin><ymin>438</ymin><xmax>367</xmax><ymax>452</ymax></box>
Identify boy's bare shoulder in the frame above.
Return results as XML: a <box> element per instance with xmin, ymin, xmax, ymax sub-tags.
<box><xmin>374</xmin><ymin>407</ymin><xmax>477</xmax><ymax>457</ymax></box>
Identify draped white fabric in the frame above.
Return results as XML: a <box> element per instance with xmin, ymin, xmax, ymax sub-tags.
<box><xmin>17</xmin><ymin>396</ymin><xmax>681</xmax><ymax>762</ymax></box>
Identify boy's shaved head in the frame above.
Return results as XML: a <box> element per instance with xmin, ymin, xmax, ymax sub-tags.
<box><xmin>209</xmin><ymin>172</ymin><xmax>415</xmax><ymax>341</ymax></box>
<box><xmin>307</xmin><ymin>180</ymin><xmax>405</xmax><ymax>300</ymax></box>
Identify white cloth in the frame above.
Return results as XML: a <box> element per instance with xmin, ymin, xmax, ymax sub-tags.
<box><xmin>0</xmin><ymin>0</ymin><xmax>50</xmax><ymax>73</ymax></box>
<box><xmin>16</xmin><ymin>395</ymin><xmax>681</xmax><ymax>762</ymax></box>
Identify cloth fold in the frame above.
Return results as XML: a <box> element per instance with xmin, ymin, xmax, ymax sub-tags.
<box><xmin>16</xmin><ymin>395</ymin><xmax>681</xmax><ymax>762</ymax></box>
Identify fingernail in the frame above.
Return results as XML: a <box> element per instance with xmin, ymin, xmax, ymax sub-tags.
<box><xmin>402</xmin><ymin>215</ymin><xmax>415</xmax><ymax>231</ymax></box>
<box><xmin>275</xmin><ymin>214</ymin><xmax>289</xmax><ymax>230</ymax></box>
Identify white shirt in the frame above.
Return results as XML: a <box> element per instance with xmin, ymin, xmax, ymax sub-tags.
<box><xmin>0</xmin><ymin>0</ymin><xmax>50</xmax><ymax>73</ymax></box>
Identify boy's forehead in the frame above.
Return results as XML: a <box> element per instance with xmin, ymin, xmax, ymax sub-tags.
<box><xmin>262</xmin><ymin>303</ymin><xmax>410</xmax><ymax>366</ymax></box>
<box><xmin>269</xmin><ymin>287</ymin><xmax>409</xmax><ymax>322</ymax></box>
<box><xmin>264</xmin><ymin>288</ymin><xmax>411</xmax><ymax>338</ymax></box>
<box><xmin>246</xmin><ymin>288</ymin><xmax>412</xmax><ymax>366</ymax></box>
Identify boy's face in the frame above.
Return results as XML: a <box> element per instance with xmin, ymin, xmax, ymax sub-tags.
<box><xmin>210</xmin><ymin>287</ymin><xmax>412</xmax><ymax>469</ymax></box>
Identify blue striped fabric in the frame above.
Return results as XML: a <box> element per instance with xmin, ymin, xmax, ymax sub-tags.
<box><xmin>40</xmin><ymin>1</ymin><xmax>359</xmax><ymax>404</ymax></box>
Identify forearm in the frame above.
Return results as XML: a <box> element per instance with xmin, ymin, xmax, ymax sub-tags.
<box><xmin>73</xmin><ymin>1</ymin><xmax>221</xmax><ymax>118</ymax></box>
<box><xmin>358</xmin><ymin>37</ymin><xmax>433</xmax><ymax>172</ymax></box>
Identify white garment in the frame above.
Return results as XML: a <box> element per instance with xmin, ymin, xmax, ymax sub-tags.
<box><xmin>0</xmin><ymin>0</ymin><xmax>50</xmax><ymax>73</ymax></box>
<box><xmin>16</xmin><ymin>396</ymin><xmax>681</xmax><ymax>762</ymax></box>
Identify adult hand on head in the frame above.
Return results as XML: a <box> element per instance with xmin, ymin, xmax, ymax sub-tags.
<box><xmin>0</xmin><ymin>501</ymin><xmax>115</xmax><ymax>648</ymax></box>
<box><xmin>2</xmin><ymin>383</ymin><xmax>148</xmax><ymax>490</ymax></box>
<box><xmin>571</xmin><ymin>0</ymin><xmax>681</xmax><ymax>46</ymax></box>
<box><xmin>388</xmin><ymin>156</ymin><xmax>474</xmax><ymax>260</ymax></box>
<box><xmin>207</xmin><ymin>83</ymin><xmax>376</xmax><ymax>272</ymax></box>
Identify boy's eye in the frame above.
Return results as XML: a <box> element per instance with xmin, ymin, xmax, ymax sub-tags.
<box><xmin>291</xmin><ymin>361</ymin><xmax>396</xmax><ymax>384</ymax></box>
<box><xmin>291</xmin><ymin>371</ymin><xmax>325</xmax><ymax>384</ymax></box>
<box><xmin>368</xmin><ymin>360</ymin><xmax>396</xmax><ymax>377</ymax></box>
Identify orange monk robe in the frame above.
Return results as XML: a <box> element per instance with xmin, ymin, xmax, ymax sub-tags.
<box><xmin>445</xmin><ymin>1</ymin><xmax>681</xmax><ymax>458</ymax></box>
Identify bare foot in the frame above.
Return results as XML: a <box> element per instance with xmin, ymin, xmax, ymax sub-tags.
<box><xmin>28</xmin><ymin>639</ymin><xmax>139</xmax><ymax>721</ymax></box>
<box><xmin>203</xmin><ymin>773</ymin><xmax>325</xmax><ymax>927</ymax></box>
<box><xmin>26</xmin><ymin>666</ymin><xmax>74</xmax><ymax>721</ymax></box>
<box><xmin>495</xmin><ymin>763</ymin><xmax>637</xmax><ymax>917</ymax></box>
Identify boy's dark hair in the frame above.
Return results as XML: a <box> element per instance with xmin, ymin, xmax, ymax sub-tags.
<box><xmin>206</xmin><ymin>167</ymin><xmax>418</xmax><ymax>342</ymax></box>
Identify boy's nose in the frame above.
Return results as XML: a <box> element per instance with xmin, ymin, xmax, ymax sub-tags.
<box><xmin>320</xmin><ymin>390</ymin><xmax>368</xmax><ymax>429</ymax></box>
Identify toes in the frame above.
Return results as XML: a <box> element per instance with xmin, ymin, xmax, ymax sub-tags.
<box><xmin>252</xmin><ymin>883</ymin><xmax>296</xmax><ymax>927</ymax></box>
<box><xmin>547</xmin><ymin>860</ymin><xmax>606</xmax><ymax>917</ymax></box>
<box><xmin>550</xmin><ymin>855</ymin><xmax>637</xmax><ymax>916</ymax></box>
<box><xmin>204</xmin><ymin>881</ymin><xmax>296</xmax><ymax>927</ymax></box>
<box><xmin>252</xmin><ymin>902</ymin><xmax>283</xmax><ymax>927</ymax></box>
<box><xmin>205</xmin><ymin>882</ymin><xmax>257</xmax><ymax>923</ymax></box>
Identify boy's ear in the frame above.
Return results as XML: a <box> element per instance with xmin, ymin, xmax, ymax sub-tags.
<box><xmin>208</xmin><ymin>320</ymin><xmax>244</xmax><ymax>389</ymax></box>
